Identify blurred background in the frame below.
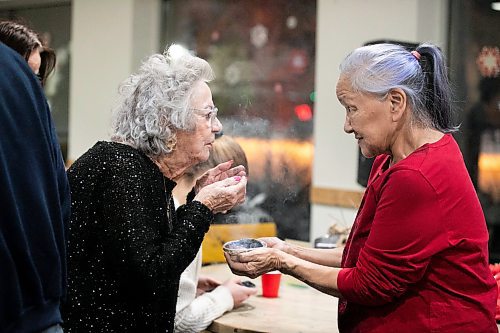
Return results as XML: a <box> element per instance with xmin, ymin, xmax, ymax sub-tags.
<box><xmin>1</xmin><ymin>0</ymin><xmax>499</xmax><ymax>259</ymax></box>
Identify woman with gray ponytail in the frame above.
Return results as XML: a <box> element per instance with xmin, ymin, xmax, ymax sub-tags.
<box><xmin>63</xmin><ymin>45</ymin><xmax>247</xmax><ymax>332</ymax></box>
<box><xmin>225</xmin><ymin>43</ymin><xmax>497</xmax><ymax>332</ymax></box>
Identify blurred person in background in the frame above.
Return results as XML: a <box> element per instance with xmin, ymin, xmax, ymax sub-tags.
<box><xmin>464</xmin><ymin>77</ymin><xmax>500</xmax><ymax>236</ymax></box>
<box><xmin>465</xmin><ymin>76</ymin><xmax>500</xmax><ymax>190</ymax></box>
<box><xmin>175</xmin><ymin>134</ymin><xmax>272</xmax><ymax>224</ymax></box>
<box><xmin>62</xmin><ymin>46</ymin><xmax>247</xmax><ymax>332</ymax></box>
<box><xmin>0</xmin><ymin>43</ymin><xmax>70</xmax><ymax>333</ymax></box>
<box><xmin>226</xmin><ymin>43</ymin><xmax>497</xmax><ymax>332</ymax></box>
<box><xmin>0</xmin><ymin>20</ymin><xmax>56</xmax><ymax>86</ymax></box>
<box><xmin>173</xmin><ymin>134</ymin><xmax>257</xmax><ymax>333</ymax></box>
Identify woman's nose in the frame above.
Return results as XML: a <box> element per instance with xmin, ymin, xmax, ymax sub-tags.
<box><xmin>344</xmin><ymin>115</ymin><xmax>353</xmax><ymax>134</ymax></box>
<box><xmin>212</xmin><ymin>117</ymin><xmax>222</xmax><ymax>132</ymax></box>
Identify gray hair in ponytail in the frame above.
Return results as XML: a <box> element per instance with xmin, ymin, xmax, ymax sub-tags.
<box><xmin>339</xmin><ymin>42</ymin><xmax>457</xmax><ymax>132</ymax></box>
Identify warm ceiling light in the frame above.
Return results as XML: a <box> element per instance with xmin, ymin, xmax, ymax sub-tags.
<box><xmin>492</xmin><ymin>2</ymin><xmax>500</xmax><ymax>11</ymax></box>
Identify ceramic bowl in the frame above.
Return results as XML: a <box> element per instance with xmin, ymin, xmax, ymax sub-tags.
<box><xmin>223</xmin><ymin>238</ymin><xmax>267</xmax><ymax>255</ymax></box>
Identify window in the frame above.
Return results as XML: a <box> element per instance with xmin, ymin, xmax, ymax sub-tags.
<box><xmin>162</xmin><ymin>0</ymin><xmax>316</xmax><ymax>240</ymax></box>
<box><xmin>0</xmin><ymin>2</ymin><xmax>71</xmax><ymax>160</ymax></box>
<box><xmin>449</xmin><ymin>0</ymin><xmax>500</xmax><ymax>260</ymax></box>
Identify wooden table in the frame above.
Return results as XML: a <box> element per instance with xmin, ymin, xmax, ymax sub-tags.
<box><xmin>201</xmin><ymin>263</ymin><xmax>339</xmax><ymax>333</ymax></box>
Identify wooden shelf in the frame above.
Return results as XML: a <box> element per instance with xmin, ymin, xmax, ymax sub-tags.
<box><xmin>310</xmin><ymin>186</ymin><xmax>364</xmax><ymax>209</ymax></box>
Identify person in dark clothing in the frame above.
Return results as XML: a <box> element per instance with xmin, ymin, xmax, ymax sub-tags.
<box><xmin>0</xmin><ymin>43</ymin><xmax>70</xmax><ymax>333</ymax></box>
<box><xmin>0</xmin><ymin>20</ymin><xmax>56</xmax><ymax>86</ymax></box>
<box><xmin>464</xmin><ymin>77</ymin><xmax>500</xmax><ymax>190</ymax></box>
<box><xmin>62</xmin><ymin>45</ymin><xmax>247</xmax><ymax>332</ymax></box>
<box><xmin>464</xmin><ymin>77</ymin><xmax>500</xmax><ymax>259</ymax></box>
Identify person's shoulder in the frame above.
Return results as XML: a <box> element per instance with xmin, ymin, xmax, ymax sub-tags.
<box><xmin>0</xmin><ymin>43</ymin><xmax>42</xmax><ymax>95</ymax></box>
<box><xmin>383</xmin><ymin>154</ymin><xmax>432</xmax><ymax>191</ymax></box>
<box><xmin>380</xmin><ymin>167</ymin><xmax>438</xmax><ymax>206</ymax></box>
<box><xmin>417</xmin><ymin>134</ymin><xmax>464</xmax><ymax>172</ymax></box>
<box><xmin>82</xmin><ymin>141</ymin><xmax>147</xmax><ymax>163</ymax></box>
<box><xmin>69</xmin><ymin>141</ymin><xmax>152</xmax><ymax>176</ymax></box>
<box><xmin>390</xmin><ymin>135</ymin><xmax>455</xmax><ymax>171</ymax></box>
<box><xmin>0</xmin><ymin>42</ymin><xmax>29</xmax><ymax>73</ymax></box>
<box><xmin>387</xmin><ymin>135</ymin><xmax>463</xmax><ymax>191</ymax></box>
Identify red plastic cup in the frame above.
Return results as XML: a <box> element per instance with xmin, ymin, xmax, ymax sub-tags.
<box><xmin>261</xmin><ymin>271</ymin><xmax>282</xmax><ymax>298</ymax></box>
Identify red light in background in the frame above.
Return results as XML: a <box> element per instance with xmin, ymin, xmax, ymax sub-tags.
<box><xmin>294</xmin><ymin>104</ymin><xmax>312</xmax><ymax>121</ymax></box>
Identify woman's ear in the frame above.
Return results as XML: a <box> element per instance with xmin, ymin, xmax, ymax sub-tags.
<box><xmin>388</xmin><ymin>88</ymin><xmax>407</xmax><ymax>122</ymax></box>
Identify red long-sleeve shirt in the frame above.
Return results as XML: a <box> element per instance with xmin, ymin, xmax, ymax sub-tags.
<box><xmin>337</xmin><ymin>134</ymin><xmax>497</xmax><ymax>332</ymax></box>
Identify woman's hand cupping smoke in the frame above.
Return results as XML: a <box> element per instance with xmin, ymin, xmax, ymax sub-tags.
<box><xmin>194</xmin><ymin>175</ymin><xmax>247</xmax><ymax>214</ymax></box>
<box><xmin>195</xmin><ymin>161</ymin><xmax>246</xmax><ymax>193</ymax></box>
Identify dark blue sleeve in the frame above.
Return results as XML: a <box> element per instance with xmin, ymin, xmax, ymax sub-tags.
<box><xmin>0</xmin><ymin>42</ymin><xmax>70</xmax><ymax>331</ymax></box>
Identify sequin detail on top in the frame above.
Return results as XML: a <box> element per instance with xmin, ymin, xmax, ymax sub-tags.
<box><xmin>62</xmin><ymin>141</ymin><xmax>213</xmax><ymax>332</ymax></box>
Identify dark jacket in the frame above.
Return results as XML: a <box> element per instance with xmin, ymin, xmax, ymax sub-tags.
<box><xmin>0</xmin><ymin>43</ymin><xmax>71</xmax><ymax>333</ymax></box>
<box><xmin>63</xmin><ymin>141</ymin><xmax>213</xmax><ymax>332</ymax></box>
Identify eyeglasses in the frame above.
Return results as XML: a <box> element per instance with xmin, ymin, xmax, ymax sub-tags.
<box><xmin>192</xmin><ymin>106</ymin><xmax>219</xmax><ymax>126</ymax></box>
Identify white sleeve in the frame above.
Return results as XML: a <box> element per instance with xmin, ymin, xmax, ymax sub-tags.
<box><xmin>175</xmin><ymin>251</ymin><xmax>200</xmax><ymax>314</ymax></box>
<box><xmin>174</xmin><ymin>285</ymin><xmax>234</xmax><ymax>333</ymax></box>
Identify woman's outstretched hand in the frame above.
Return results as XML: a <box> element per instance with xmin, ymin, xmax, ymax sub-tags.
<box><xmin>195</xmin><ymin>161</ymin><xmax>246</xmax><ymax>193</ymax></box>
<box><xmin>224</xmin><ymin>247</ymin><xmax>284</xmax><ymax>279</ymax></box>
<box><xmin>222</xmin><ymin>277</ymin><xmax>258</xmax><ymax>308</ymax></box>
<box><xmin>258</xmin><ymin>237</ymin><xmax>289</xmax><ymax>252</ymax></box>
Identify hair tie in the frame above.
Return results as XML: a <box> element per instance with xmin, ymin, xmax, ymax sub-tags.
<box><xmin>411</xmin><ymin>50</ymin><xmax>421</xmax><ymax>61</ymax></box>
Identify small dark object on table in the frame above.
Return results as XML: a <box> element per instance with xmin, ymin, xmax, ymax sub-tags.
<box><xmin>240</xmin><ymin>280</ymin><xmax>256</xmax><ymax>288</ymax></box>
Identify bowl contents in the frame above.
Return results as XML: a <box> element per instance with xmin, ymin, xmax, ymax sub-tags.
<box><xmin>223</xmin><ymin>238</ymin><xmax>267</xmax><ymax>255</ymax></box>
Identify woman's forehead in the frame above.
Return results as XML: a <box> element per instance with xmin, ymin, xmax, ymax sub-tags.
<box><xmin>336</xmin><ymin>77</ymin><xmax>356</xmax><ymax>101</ymax></box>
<box><xmin>191</xmin><ymin>81</ymin><xmax>211</xmax><ymax>99</ymax></box>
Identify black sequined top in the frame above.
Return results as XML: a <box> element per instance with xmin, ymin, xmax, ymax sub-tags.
<box><xmin>62</xmin><ymin>141</ymin><xmax>213</xmax><ymax>332</ymax></box>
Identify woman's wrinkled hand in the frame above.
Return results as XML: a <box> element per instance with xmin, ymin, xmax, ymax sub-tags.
<box><xmin>258</xmin><ymin>237</ymin><xmax>289</xmax><ymax>252</ymax></box>
<box><xmin>195</xmin><ymin>161</ymin><xmax>246</xmax><ymax>194</ymax></box>
<box><xmin>194</xmin><ymin>175</ymin><xmax>247</xmax><ymax>214</ymax></box>
<box><xmin>224</xmin><ymin>247</ymin><xmax>283</xmax><ymax>279</ymax></box>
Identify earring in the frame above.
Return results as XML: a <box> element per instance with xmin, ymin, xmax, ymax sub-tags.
<box><xmin>166</xmin><ymin>137</ymin><xmax>176</xmax><ymax>152</ymax></box>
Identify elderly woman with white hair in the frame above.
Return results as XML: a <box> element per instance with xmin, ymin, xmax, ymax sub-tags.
<box><xmin>62</xmin><ymin>46</ymin><xmax>247</xmax><ymax>332</ymax></box>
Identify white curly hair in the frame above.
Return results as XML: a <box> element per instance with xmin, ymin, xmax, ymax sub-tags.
<box><xmin>111</xmin><ymin>45</ymin><xmax>215</xmax><ymax>157</ymax></box>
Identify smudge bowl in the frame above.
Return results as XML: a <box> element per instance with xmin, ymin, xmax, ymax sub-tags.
<box><xmin>223</xmin><ymin>238</ymin><xmax>267</xmax><ymax>256</ymax></box>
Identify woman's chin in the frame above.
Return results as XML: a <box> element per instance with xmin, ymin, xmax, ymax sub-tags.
<box><xmin>199</xmin><ymin>150</ymin><xmax>211</xmax><ymax>163</ymax></box>
<box><xmin>360</xmin><ymin>147</ymin><xmax>376</xmax><ymax>159</ymax></box>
